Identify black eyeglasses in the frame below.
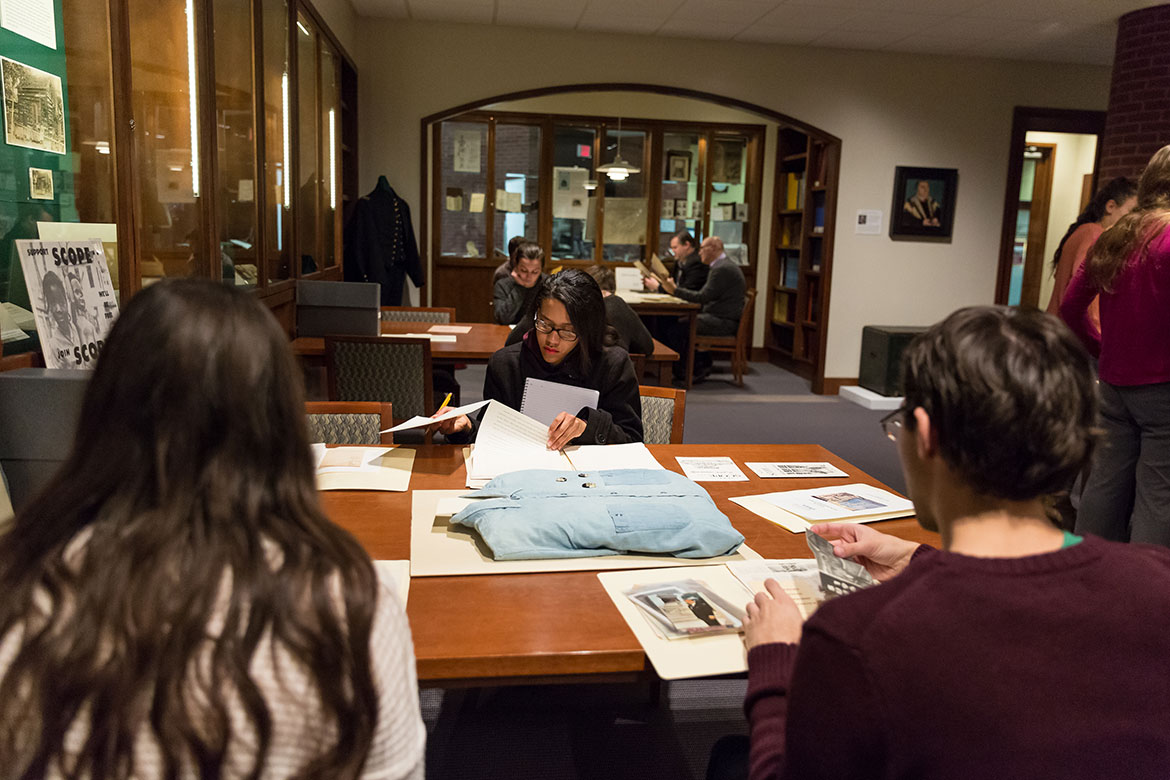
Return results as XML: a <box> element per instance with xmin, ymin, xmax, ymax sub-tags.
<box><xmin>879</xmin><ymin>406</ymin><xmax>904</xmax><ymax>441</ymax></box>
<box><xmin>533</xmin><ymin>314</ymin><xmax>578</xmax><ymax>342</ymax></box>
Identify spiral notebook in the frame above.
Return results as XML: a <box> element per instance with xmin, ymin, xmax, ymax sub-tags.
<box><xmin>520</xmin><ymin>378</ymin><xmax>599</xmax><ymax>426</ymax></box>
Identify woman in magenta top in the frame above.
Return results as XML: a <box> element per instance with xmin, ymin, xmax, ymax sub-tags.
<box><xmin>1061</xmin><ymin>144</ymin><xmax>1170</xmax><ymax>545</ymax></box>
<box><xmin>1045</xmin><ymin>177</ymin><xmax>1136</xmax><ymax>327</ymax></box>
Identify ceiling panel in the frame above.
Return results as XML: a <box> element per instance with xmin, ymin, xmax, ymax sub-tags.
<box><xmin>496</xmin><ymin>0</ymin><xmax>588</xmax><ymax>26</ymax></box>
<box><xmin>407</xmin><ymin>0</ymin><xmax>495</xmax><ymax>23</ymax></box>
<box><xmin>812</xmin><ymin>28</ymin><xmax>913</xmax><ymax>49</ymax></box>
<box><xmin>733</xmin><ymin>26</ymin><xmax>830</xmax><ymax>44</ymax></box>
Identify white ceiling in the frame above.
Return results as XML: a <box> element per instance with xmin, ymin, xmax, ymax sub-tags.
<box><xmin>349</xmin><ymin>0</ymin><xmax>1165</xmax><ymax>65</ymax></box>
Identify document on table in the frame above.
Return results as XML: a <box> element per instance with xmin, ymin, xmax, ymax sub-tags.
<box><xmin>520</xmin><ymin>377</ymin><xmax>599</xmax><ymax>426</ymax></box>
<box><xmin>0</xmin><ymin>303</ymin><xmax>28</xmax><ymax>342</ymax></box>
<box><xmin>314</xmin><ymin>446</ymin><xmax>415</xmax><ymax>492</ymax></box>
<box><xmin>726</xmin><ymin>559</ymin><xmax>821</xmax><ymax>619</ymax></box>
<box><xmin>381</xmin><ymin>332</ymin><xmax>458</xmax><ymax>343</ymax></box>
<box><xmin>676</xmin><ymin>456</ymin><xmax>749</xmax><ymax>482</ymax></box>
<box><xmin>730</xmin><ymin>482</ymin><xmax>913</xmax><ymax>533</ymax></box>
<box><xmin>374</xmin><ymin>560</ymin><xmax>410</xmax><ymax>605</ymax></box>
<box><xmin>428</xmin><ymin>324</ymin><xmax>472</xmax><ymax>334</ymax></box>
<box><xmin>384</xmin><ymin>399</ymin><xmax>490</xmax><ymax>434</ymax></box>
<box><xmin>2</xmin><ymin>301</ymin><xmax>35</xmax><ymax>331</ymax></box>
<box><xmin>745</xmin><ymin>462</ymin><xmax>848</xmax><ymax>479</ymax></box>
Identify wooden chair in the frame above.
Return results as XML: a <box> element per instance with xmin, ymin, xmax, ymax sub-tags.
<box><xmin>695</xmin><ymin>288</ymin><xmax>756</xmax><ymax>388</ymax></box>
<box><xmin>325</xmin><ymin>335</ymin><xmax>435</xmax><ymax>442</ymax></box>
<box><xmin>0</xmin><ymin>352</ymin><xmax>40</xmax><ymax>373</ymax></box>
<box><xmin>305</xmin><ymin>402</ymin><xmax>394</xmax><ymax>445</ymax></box>
<box><xmin>638</xmin><ymin>385</ymin><xmax>686</xmax><ymax>444</ymax></box>
<box><xmin>380</xmin><ymin>306</ymin><xmax>456</xmax><ymax>324</ymax></box>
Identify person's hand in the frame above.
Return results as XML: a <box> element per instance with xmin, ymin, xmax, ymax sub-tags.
<box><xmin>426</xmin><ymin>413</ymin><xmax>471</xmax><ymax>437</ymax></box>
<box><xmin>547</xmin><ymin>412</ymin><xmax>587</xmax><ymax>450</ymax></box>
<box><xmin>660</xmin><ymin>277</ymin><xmax>677</xmax><ymax>294</ymax></box>
<box><xmin>644</xmin><ymin>276</ymin><xmax>661</xmax><ymax>292</ymax></box>
<box><xmin>808</xmin><ymin>522</ymin><xmax>918</xmax><ymax>582</ymax></box>
<box><xmin>512</xmin><ymin>267</ymin><xmax>538</xmax><ymax>288</ymax></box>
<box><xmin>744</xmin><ymin>579</ymin><xmax>803</xmax><ymax>649</ymax></box>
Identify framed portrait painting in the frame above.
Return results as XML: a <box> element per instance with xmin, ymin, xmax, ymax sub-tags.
<box><xmin>666</xmin><ymin>151</ymin><xmax>691</xmax><ymax>182</ymax></box>
<box><xmin>890</xmin><ymin>166</ymin><xmax>958</xmax><ymax>240</ymax></box>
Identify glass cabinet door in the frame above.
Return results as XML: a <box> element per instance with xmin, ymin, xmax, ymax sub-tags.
<box><xmin>493</xmin><ymin>123</ymin><xmax>541</xmax><ymax>258</ymax></box>
<box><xmin>213</xmin><ymin>0</ymin><xmax>259</xmax><ymax>287</ymax></box>
<box><xmin>438</xmin><ymin>120</ymin><xmax>488</xmax><ymax>257</ymax></box>
<box><xmin>659</xmin><ymin>131</ymin><xmax>702</xmax><ymax>259</ymax></box>
<box><xmin>127</xmin><ymin>0</ymin><xmax>207</xmax><ymax>283</ymax></box>
<box><xmin>600</xmin><ymin>127</ymin><xmax>647</xmax><ymax>263</ymax></box>
<box><xmin>320</xmin><ymin>40</ymin><xmax>340</xmax><ymax>269</ymax></box>
<box><xmin>294</xmin><ymin>11</ymin><xmax>318</xmax><ymax>276</ymax></box>
<box><xmin>706</xmin><ymin>134</ymin><xmax>751</xmax><ymax>267</ymax></box>
<box><xmin>262</xmin><ymin>0</ymin><xmax>292</xmax><ymax>282</ymax></box>
<box><xmin>550</xmin><ymin>125</ymin><xmax>595</xmax><ymax>262</ymax></box>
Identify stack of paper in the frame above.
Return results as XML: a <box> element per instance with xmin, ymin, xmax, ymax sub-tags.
<box><xmin>730</xmin><ymin>482</ymin><xmax>914</xmax><ymax>533</ymax></box>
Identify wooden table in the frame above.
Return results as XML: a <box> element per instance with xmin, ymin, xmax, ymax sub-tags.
<box><xmin>293</xmin><ymin>320</ymin><xmax>680</xmax><ymax>385</ymax></box>
<box><xmin>319</xmin><ymin>443</ymin><xmax>937</xmax><ymax>686</ymax></box>
<box><xmin>615</xmin><ymin>291</ymin><xmax>700</xmax><ymax>388</ymax></box>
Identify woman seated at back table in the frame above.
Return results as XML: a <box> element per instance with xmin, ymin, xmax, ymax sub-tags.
<box><xmin>505</xmin><ymin>265</ymin><xmax>653</xmax><ymax>357</ymax></box>
<box><xmin>0</xmin><ymin>279</ymin><xmax>425</xmax><ymax>778</ymax></box>
<box><xmin>492</xmin><ymin>241</ymin><xmax>547</xmax><ymax>325</ymax></box>
<box><xmin>437</xmin><ymin>269</ymin><xmax>643</xmax><ymax>449</ymax></box>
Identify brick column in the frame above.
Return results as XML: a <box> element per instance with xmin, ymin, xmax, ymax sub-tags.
<box><xmin>1098</xmin><ymin>4</ymin><xmax>1170</xmax><ymax>179</ymax></box>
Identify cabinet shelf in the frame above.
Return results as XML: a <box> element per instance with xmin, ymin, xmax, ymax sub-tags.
<box><xmin>775</xmin><ymin>285</ymin><xmax>797</xmax><ymax>293</ymax></box>
<box><xmin>803</xmin><ymin>270</ymin><xmax>821</xmax><ymax>277</ymax></box>
<box><xmin>772</xmin><ymin>319</ymin><xmax>795</xmax><ymax>329</ymax></box>
<box><xmin>782</xmin><ymin>152</ymin><xmax>808</xmax><ymax>162</ymax></box>
<box><xmin>780</xmin><ymin>208</ymin><xmax>803</xmax><ymax>216</ymax></box>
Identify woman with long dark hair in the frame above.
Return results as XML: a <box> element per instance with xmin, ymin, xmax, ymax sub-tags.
<box><xmin>1061</xmin><ymin>145</ymin><xmax>1170</xmax><ymax>545</ymax></box>
<box><xmin>0</xmin><ymin>279</ymin><xmax>425</xmax><ymax>778</ymax></box>
<box><xmin>440</xmin><ymin>269</ymin><xmax>642</xmax><ymax>449</ymax></box>
<box><xmin>1046</xmin><ymin>176</ymin><xmax>1137</xmax><ymax>321</ymax></box>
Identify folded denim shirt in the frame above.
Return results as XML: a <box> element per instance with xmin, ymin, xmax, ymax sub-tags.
<box><xmin>451</xmin><ymin>468</ymin><xmax>744</xmax><ymax>560</ymax></box>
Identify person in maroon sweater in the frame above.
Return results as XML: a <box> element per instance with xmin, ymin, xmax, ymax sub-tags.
<box><xmin>1060</xmin><ymin>144</ymin><xmax>1170</xmax><ymax>546</ymax></box>
<box><xmin>739</xmin><ymin>306</ymin><xmax>1170</xmax><ymax>780</ymax></box>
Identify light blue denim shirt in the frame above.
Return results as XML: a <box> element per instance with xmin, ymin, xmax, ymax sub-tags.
<box><xmin>451</xmin><ymin>468</ymin><xmax>744</xmax><ymax>560</ymax></box>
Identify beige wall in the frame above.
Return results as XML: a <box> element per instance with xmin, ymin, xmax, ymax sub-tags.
<box><xmin>355</xmin><ymin>19</ymin><xmax>1111</xmax><ymax>380</ymax></box>
<box><xmin>310</xmin><ymin>0</ymin><xmax>357</xmax><ymax>58</ymax></box>
<box><xmin>1026</xmin><ymin>131</ymin><xmax>1098</xmax><ymax>311</ymax></box>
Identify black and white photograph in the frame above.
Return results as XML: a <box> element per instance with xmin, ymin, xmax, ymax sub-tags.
<box><xmin>28</xmin><ymin>166</ymin><xmax>52</xmax><ymax>199</ymax></box>
<box><xmin>709</xmin><ymin>139</ymin><xmax>743</xmax><ymax>184</ymax></box>
<box><xmin>805</xmin><ymin>529</ymin><xmax>875</xmax><ymax>599</ymax></box>
<box><xmin>626</xmin><ymin>579</ymin><xmax>744</xmax><ymax>639</ymax></box>
<box><xmin>666</xmin><ymin>150</ymin><xmax>691</xmax><ymax>182</ymax></box>
<box><xmin>2</xmin><ymin>56</ymin><xmax>65</xmax><ymax>155</ymax></box>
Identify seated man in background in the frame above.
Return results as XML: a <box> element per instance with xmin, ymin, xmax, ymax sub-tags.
<box><xmin>737</xmin><ymin>306</ymin><xmax>1170</xmax><ymax>780</ymax></box>
<box><xmin>492</xmin><ymin>241</ymin><xmax>547</xmax><ymax>325</ymax></box>
<box><xmin>669</xmin><ymin>230</ymin><xmax>708</xmax><ymax>292</ymax></box>
<box><xmin>645</xmin><ymin>236</ymin><xmax>745</xmax><ymax>381</ymax></box>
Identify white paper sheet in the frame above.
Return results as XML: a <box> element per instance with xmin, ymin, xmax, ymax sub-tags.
<box><xmin>520</xmin><ymin>377</ymin><xmax>599</xmax><ymax>426</ymax></box>
<box><xmin>762</xmin><ymin>482</ymin><xmax>914</xmax><ymax>522</ymax></box>
<box><xmin>0</xmin><ymin>0</ymin><xmax>55</xmax><ymax>49</ymax></box>
<box><xmin>468</xmin><ymin>193</ymin><xmax>485</xmax><ymax>213</ymax></box>
<box><xmin>470</xmin><ymin>401</ymin><xmax>570</xmax><ymax>479</ymax></box>
<box><xmin>744</xmin><ymin>462</ymin><xmax>848</xmax><ymax>479</ymax></box>
<box><xmin>564</xmin><ymin>442</ymin><xmax>664</xmax><ymax>471</ymax></box>
<box><xmin>676</xmin><ymin>456</ymin><xmax>749</xmax><ymax>482</ymax></box>
<box><xmin>0</xmin><ymin>303</ymin><xmax>27</xmax><ymax>342</ymax></box>
<box><xmin>428</xmin><ymin>324</ymin><xmax>472</xmax><ymax>334</ymax></box>
<box><xmin>614</xmin><ymin>267</ymin><xmax>643</xmax><ymax>291</ymax></box>
<box><xmin>726</xmin><ymin>559</ymin><xmax>821</xmax><ymax>620</ymax></box>
<box><xmin>380</xmin><ymin>332</ymin><xmax>457</xmax><ymax>343</ymax></box>
<box><xmin>374</xmin><ymin>560</ymin><xmax>410</xmax><ymax>605</ymax></box>
<box><xmin>384</xmin><ymin>399</ymin><xmax>489</xmax><ymax>434</ymax></box>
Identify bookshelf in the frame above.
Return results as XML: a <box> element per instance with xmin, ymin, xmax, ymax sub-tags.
<box><xmin>765</xmin><ymin>126</ymin><xmax>840</xmax><ymax>392</ymax></box>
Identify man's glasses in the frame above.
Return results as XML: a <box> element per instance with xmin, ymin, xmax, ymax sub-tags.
<box><xmin>880</xmin><ymin>406</ymin><xmax>904</xmax><ymax>441</ymax></box>
<box><xmin>533</xmin><ymin>315</ymin><xmax>578</xmax><ymax>342</ymax></box>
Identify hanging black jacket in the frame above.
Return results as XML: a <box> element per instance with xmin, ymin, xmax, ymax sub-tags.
<box><xmin>344</xmin><ymin>179</ymin><xmax>425</xmax><ymax>305</ymax></box>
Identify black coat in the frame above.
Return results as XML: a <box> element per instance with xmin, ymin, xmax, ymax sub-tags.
<box><xmin>673</xmin><ymin>254</ymin><xmax>710</xmax><ymax>292</ymax></box>
<box><xmin>343</xmin><ymin>181</ymin><xmax>424</xmax><ymax>305</ymax></box>
<box><xmin>450</xmin><ymin>333</ymin><xmax>643</xmax><ymax>445</ymax></box>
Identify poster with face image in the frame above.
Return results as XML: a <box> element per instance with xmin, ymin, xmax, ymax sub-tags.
<box><xmin>15</xmin><ymin>239</ymin><xmax>119</xmax><ymax>369</ymax></box>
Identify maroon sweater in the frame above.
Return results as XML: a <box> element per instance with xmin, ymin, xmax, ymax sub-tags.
<box><xmin>745</xmin><ymin>535</ymin><xmax>1170</xmax><ymax>780</ymax></box>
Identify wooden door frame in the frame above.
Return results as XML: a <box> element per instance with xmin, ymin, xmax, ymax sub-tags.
<box><xmin>1019</xmin><ymin>142</ymin><xmax>1056</xmax><ymax>309</ymax></box>
<box><xmin>994</xmin><ymin>106</ymin><xmax>1105</xmax><ymax>304</ymax></box>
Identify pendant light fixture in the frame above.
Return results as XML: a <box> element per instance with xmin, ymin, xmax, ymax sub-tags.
<box><xmin>597</xmin><ymin>117</ymin><xmax>641</xmax><ymax>182</ymax></box>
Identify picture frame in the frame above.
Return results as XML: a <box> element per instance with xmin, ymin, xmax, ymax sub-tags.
<box><xmin>666</xmin><ymin>151</ymin><xmax>691</xmax><ymax>182</ymax></box>
<box><xmin>890</xmin><ymin>166</ymin><xmax>958</xmax><ymax>240</ymax></box>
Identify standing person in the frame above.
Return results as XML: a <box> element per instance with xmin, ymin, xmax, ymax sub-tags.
<box><xmin>669</xmin><ymin>230</ymin><xmax>708</xmax><ymax>292</ymax></box>
<box><xmin>492</xmin><ymin>241</ymin><xmax>547</xmax><ymax>325</ymax></box>
<box><xmin>735</xmin><ymin>306</ymin><xmax>1170</xmax><ymax>780</ymax></box>
<box><xmin>438</xmin><ymin>269</ymin><xmax>642</xmax><ymax>449</ymax></box>
<box><xmin>1061</xmin><ymin>145</ymin><xmax>1170</xmax><ymax>546</ymax></box>
<box><xmin>1046</xmin><ymin>176</ymin><xmax>1137</xmax><ymax>322</ymax></box>
<box><xmin>0</xmin><ymin>279</ymin><xmax>425</xmax><ymax>778</ymax></box>
<box><xmin>645</xmin><ymin>236</ymin><xmax>745</xmax><ymax>381</ymax></box>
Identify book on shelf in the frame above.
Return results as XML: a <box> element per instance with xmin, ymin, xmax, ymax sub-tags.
<box><xmin>774</xmin><ymin>294</ymin><xmax>789</xmax><ymax>323</ymax></box>
<box><xmin>785</xmin><ymin>173</ymin><xmax>805</xmax><ymax>210</ymax></box>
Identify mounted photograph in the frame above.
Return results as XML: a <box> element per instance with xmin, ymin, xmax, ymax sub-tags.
<box><xmin>890</xmin><ymin>166</ymin><xmax>958</xmax><ymax>240</ymax></box>
<box><xmin>2</xmin><ymin>56</ymin><xmax>66</xmax><ymax>155</ymax></box>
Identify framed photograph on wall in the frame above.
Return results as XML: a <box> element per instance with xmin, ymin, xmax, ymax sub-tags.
<box><xmin>890</xmin><ymin>166</ymin><xmax>958</xmax><ymax>240</ymax></box>
<box><xmin>666</xmin><ymin>151</ymin><xmax>691</xmax><ymax>182</ymax></box>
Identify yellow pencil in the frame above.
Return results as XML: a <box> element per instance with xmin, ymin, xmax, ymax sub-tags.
<box><xmin>436</xmin><ymin>392</ymin><xmax>453</xmax><ymax>414</ymax></box>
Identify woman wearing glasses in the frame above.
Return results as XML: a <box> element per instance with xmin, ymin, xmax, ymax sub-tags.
<box><xmin>436</xmin><ymin>269</ymin><xmax>643</xmax><ymax>449</ymax></box>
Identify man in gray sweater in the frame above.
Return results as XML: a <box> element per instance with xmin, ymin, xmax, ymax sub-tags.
<box><xmin>646</xmin><ymin>236</ymin><xmax>746</xmax><ymax>380</ymax></box>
